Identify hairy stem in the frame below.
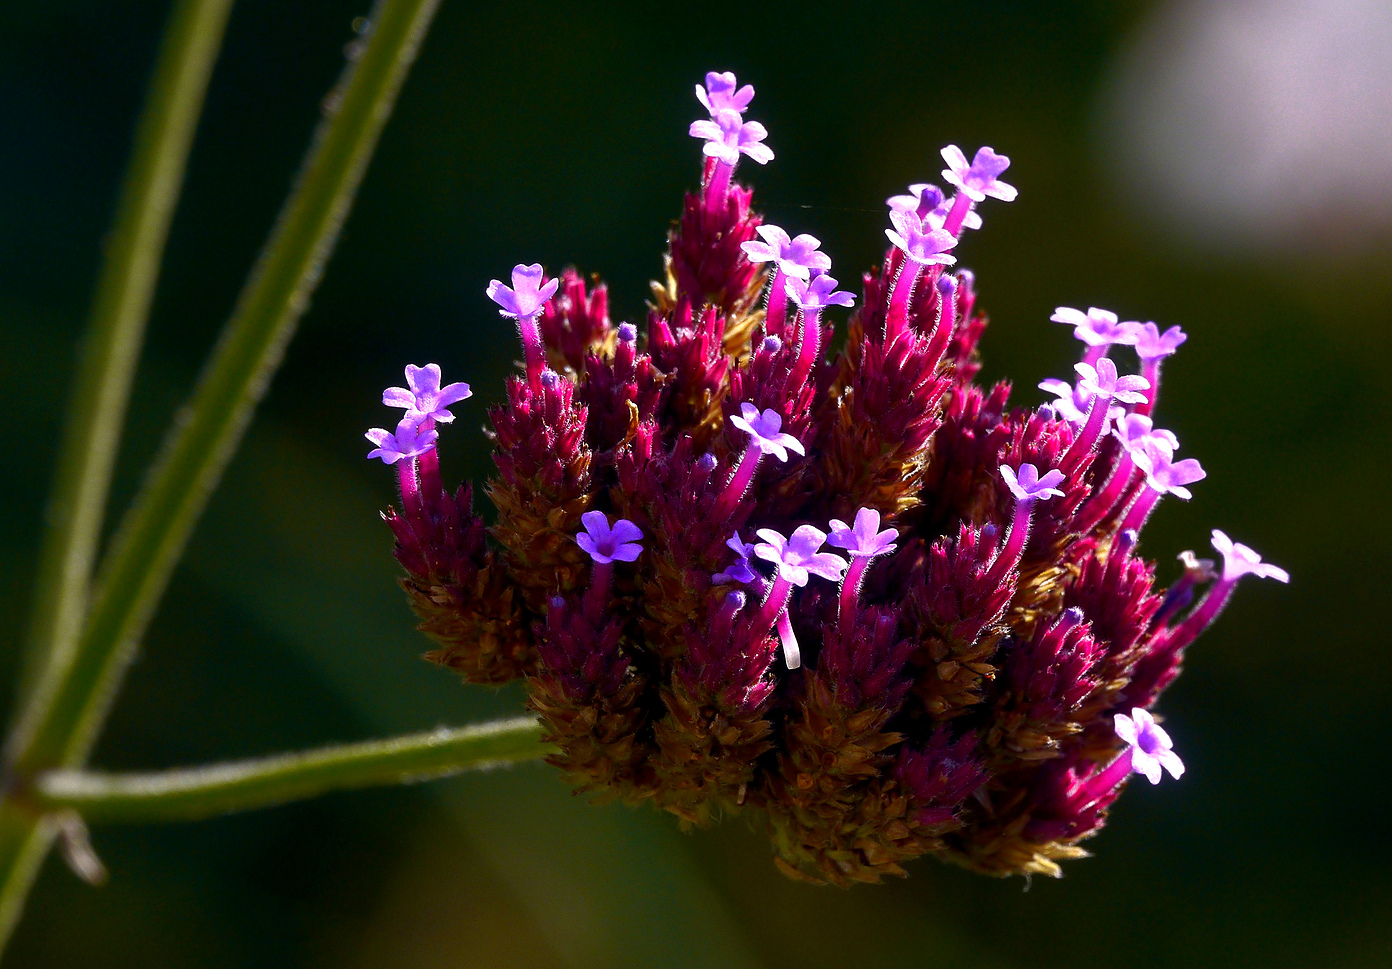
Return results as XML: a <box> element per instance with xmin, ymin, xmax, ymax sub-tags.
<box><xmin>28</xmin><ymin>719</ymin><xmax>550</xmax><ymax>825</ymax></box>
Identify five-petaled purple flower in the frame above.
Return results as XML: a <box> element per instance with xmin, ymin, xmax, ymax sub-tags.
<box><xmin>487</xmin><ymin>264</ymin><xmax>559</xmax><ymax>320</ymax></box>
<box><xmin>576</xmin><ymin>511</ymin><xmax>644</xmax><ymax>565</ymax></box>
<box><xmin>1211</xmin><ymin>530</ymin><xmax>1290</xmax><ymax>583</ymax></box>
<box><xmin>730</xmin><ymin>403</ymin><xmax>805</xmax><ymax>462</ymax></box>
<box><xmin>366</xmin><ymin>417</ymin><xmax>437</xmax><ymax>464</ymax></box>
<box><xmin>712</xmin><ymin>535</ymin><xmax>760</xmax><ymax>585</ymax></box>
<box><xmin>827</xmin><ymin>508</ymin><xmax>899</xmax><ymax>558</ymax></box>
<box><xmin>1074</xmin><ymin>359</ymin><xmax>1150</xmax><ymax>404</ymax></box>
<box><xmin>754</xmin><ymin>525</ymin><xmax>848</xmax><ymax>587</ymax></box>
<box><xmin>785</xmin><ymin>274</ymin><xmax>856</xmax><ymax>312</ymax></box>
<box><xmin>885</xmin><ymin>210</ymin><xmax>958</xmax><ymax>266</ymax></box>
<box><xmin>696</xmin><ymin>71</ymin><xmax>755</xmax><ymax>117</ymax></box>
<box><xmin>1132</xmin><ymin>322</ymin><xmax>1188</xmax><ymax>361</ymax></box>
<box><xmin>886</xmin><ymin>183</ymin><xmax>983</xmax><ymax>231</ymax></box>
<box><xmin>1000</xmin><ymin>463</ymin><xmax>1067</xmax><ymax>502</ymax></box>
<box><xmin>690</xmin><ymin>109</ymin><xmax>774</xmax><ymax>167</ymax></box>
<box><xmin>1113</xmin><ymin>413</ymin><xmax>1179</xmax><ymax>458</ymax></box>
<box><xmin>382</xmin><ymin>363</ymin><xmax>472</xmax><ymax>424</ymax></box>
<box><xmin>1114</xmin><ymin>708</ymin><xmax>1185</xmax><ymax>785</ymax></box>
<box><xmin>1039</xmin><ymin>377</ymin><xmax>1123</xmax><ymax>428</ymax></box>
<box><xmin>741</xmin><ymin>225</ymin><xmax>832</xmax><ymax>279</ymax></box>
<box><xmin>1134</xmin><ymin>445</ymin><xmax>1206</xmax><ymax>499</ymax></box>
<box><xmin>1051</xmin><ymin>307</ymin><xmax>1139</xmax><ymax>348</ymax></box>
<box><xmin>940</xmin><ymin>145</ymin><xmax>1018</xmax><ymax>203</ymax></box>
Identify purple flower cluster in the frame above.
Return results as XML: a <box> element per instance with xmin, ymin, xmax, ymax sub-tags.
<box><xmin>369</xmin><ymin>73</ymin><xmax>1286</xmax><ymax>883</ymax></box>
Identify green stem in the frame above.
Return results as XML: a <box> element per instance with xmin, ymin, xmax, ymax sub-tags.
<box><xmin>0</xmin><ymin>0</ymin><xmax>443</xmax><ymax>953</ymax></box>
<box><xmin>17</xmin><ymin>0</ymin><xmax>234</xmax><ymax>708</ymax></box>
<box><xmin>28</xmin><ymin>718</ymin><xmax>550</xmax><ymax>825</ymax></box>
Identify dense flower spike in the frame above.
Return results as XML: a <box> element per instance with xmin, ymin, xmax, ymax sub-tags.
<box><xmin>370</xmin><ymin>72</ymin><xmax>1286</xmax><ymax>884</ymax></box>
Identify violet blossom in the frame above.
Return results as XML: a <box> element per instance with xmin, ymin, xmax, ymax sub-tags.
<box><xmin>382</xmin><ymin>364</ymin><xmax>472</xmax><ymax>424</ymax></box>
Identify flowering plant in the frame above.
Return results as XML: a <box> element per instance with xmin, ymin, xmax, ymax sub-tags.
<box><xmin>368</xmin><ymin>70</ymin><xmax>1288</xmax><ymax>883</ymax></box>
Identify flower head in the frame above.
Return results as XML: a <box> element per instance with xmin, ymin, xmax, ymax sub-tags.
<box><xmin>940</xmin><ymin>145</ymin><xmax>1017</xmax><ymax>203</ymax></box>
<box><xmin>885</xmin><ymin>210</ymin><xmax>958</xmax><ymax>266</ymax></box>
<box><xmin>487</xmin><ymin>264</ymin><xmax>559</xmax><ymax>320</ymax></box>
<box><xmin>1074</xmin><ymin>359</ymin><xmax>1150</xmax><ymax>404</ymax></box>
<box><xmin>1112</xmin><ymin>413</ymin><xmax>1179</xmax><ymax>458</ymax></box>
<box><xmin>1051</xmin><ymin>307</ymin><xmax>1140</xmax><ymax>348</ymax></box>
<box><xmin>741</xmin><ymin>225</ymin><xmax>832</xmax><ymax>279</ymax></box>
<box><xmin>754</xmin><ymin>525</ymin><xmax>848</xmax><ymax>586</ymax></box>
<box><xmin>1133</xmin><ymin>445</ymin><xmax>1206</xmax><ymax>499</ymax></box>
<box><xmin>382</xmin><ymin>363</ymin><xmax>472</xmax><ymax>423</ymax></box>
<box><xmin>729</xmin><ymin>403</ymin><xmax>805</xmax><ymax>461</ymax></box>
<box><xmin>1210</xmin><ymin>530</ymin><xmax>1290</xmax><ymax>583</ymax></box>
<box><xmin>696</xmin><ymin>71</ymin><xmax>755</xmax><ymax>116</ymax></box>
<box><xmin>785</xmin><ymin>273</ymin><xmax>856</xmax><ymax>311</ymax></box>
<box><xmin>1114</xmin><ymin>708</ymin><xmax>1185</xmax><ymax>785</ymax></box>
<box><xmin>826</xmin><ymin>508</ymin><xmax>899</xmax><ymax>558</ymax></box>
<box><xmin>999</xmin><ymin>463</ymin><xmax>1067</xmax><ymax>502</ymax></box>
<box><xmin>1132</xmin><ymin>322</ymin><xmax>1188</xmax><ymax>361</ymax></box>
<box><xmin>886</xmin><ymin>183</ymin><xmax>982</xmax><ymax>231</ymax></box>
<box><xmin>689</xmin><ymin>109</ymin><xmax>774</xmax><ymax>166</ymax></box>
<box><xmin>575</xmin><ymin>511</ymin><xmax>644</xmax><ymax>565</ymax></box>
<box><xmin>713</xmin><ymin>534</ymin><xmax>760</xmax><ymax>585</ymax></box>
<box><xmin>365</xmin><ymin>417</ymin><xmax>437</xmax><ymax>464</ymax></box>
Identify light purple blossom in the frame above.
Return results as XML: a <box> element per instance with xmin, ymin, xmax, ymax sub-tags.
<box><xmin>886</xmin><ymin>183</ymin><xmax>982</xmax><ymax>231</ymax></box>
<box><xmin>826</xmin><ymin>508</ymin><xmax>899</xmax><ymax>558</ymax></box>
<box><xmin>1132</xmin><ymin>322</ymin><xmax>1188</xmax><ymax>361</ymax></box>
<box><xmin>695</xmin><ymin>71</ymin><xmax>755</xmax><ymax>116</ymax></box>
<box><xmin>940</xmin><ymin>145</ymin><xmax>1018</xmax><ymax>203</ymax></box>
<box><xmin>1114</xmin><ymin>708</ymin><xmax>1185</xmax><ymax>785</ymax></box>
<box><xmin>1178</xmin><ymin>549</ymin><xmax>1218</xmax><ymax>582</ymax></box>
<box><xmin>617</xmin><ymin>322</ymin><xmax>637</xmax><ymax>342</ymax></box>
<box><xmin>382</xmin><ymin>364</ymin><xmax>472</xmax><ymax>423</ymax></box>
<box><xmin>785</xmin><ymin>274</ymin><xmax>856</xmax><ymax>312</ymax></box>
<box><xmin>729</xmin><ymin>403</ymin><xmax>805</xmax><ymax>462</ymax></box>
<box><xmin>1133</xmin><ymin>444</ymin><xmax>1206</xmax><ymax>499</ymax></box>
<box><xmin>713</xmin><ymin>535</ymin><xmax>759</xmax><ymax>585</ymax></box>
<box><xmin>1051</xmin><ymin>307</ymin><xmax>1140</xmax><ymax>348</ymax></box>
<box><xmin>1074</xmin><ymin>359</ymin><xmax>1150</xmax><ymax>404</ymax></box>
<box><xmin>741</xmin><ymin>225</ymin><xmax>832</xmax><ymax>279</ymax></box>
<box><xmin>575</xmin><ymin>511</ymin><xmax>644</xmax><ymax>565</ymax></box>
<box><xmin>1112</xmin><ymin>413</ymin><xmax>1179</xmax><ymax>458</ymax></box>
<box><xmin>689</xmin><ymin>108</ymin><xmax>774</xmax><ymax>167</ymax></box>
<box><xmin>885</xmin><ymin>210</ymin><xmax>958</xmax><ymax>266</ymax></box>
<box><xmin>1210</xmin><ymin>530</ymin><xmax>1290</xmax><ymax>583</ymax></box>
<box><xmin>1040</xmin><ymin>377</ymin><xmax>1126</xmax><ymax>430</ymax></box>
<box><xmin>999</xmin><ymin>463</ymin><xmax>1067</xmax><ymax>502</ymax></box>
<box><xmin>754</xmin><ymin>525</ymin><xmax>848</xmax><ymax>587</ymax></box>
<box><xmin>487</xmin><ymin>264</ymin><xmax>559</xmax><ymax>320</ymax></box>
<box><xmin>365</xmin><ymin>417</ymin><xmax>437</xmax><ymax>464</ymax></box>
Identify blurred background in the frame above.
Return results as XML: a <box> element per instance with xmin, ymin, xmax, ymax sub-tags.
<box><xmin>1</xmin><ymin>0</ymin><xmax>1388</xmax><ymax>965</ymax></box>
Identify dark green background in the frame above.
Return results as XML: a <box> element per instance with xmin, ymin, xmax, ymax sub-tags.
<box><xmin>1</xmin><ymin>1</ymin><xmax>1387</xmax><ymax>966</ymax></box>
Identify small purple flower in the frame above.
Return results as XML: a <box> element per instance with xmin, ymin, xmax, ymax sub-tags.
<box><xmin>785</xmin><ymin>274</ymin><xmax>856</xmax><ymax>312</ymax></box>
<box><xmin>1132</xmin><ymin>322</ymin><xmax>1188</xmax><ymax>361</ymax></box>
<box><xmin>754</xmin><ymin>525</ymin><xmax>848</xmax><ymax>587</ymax></box>
<box><xmin>712</xmin><ymin>534</ymin><xmax>759</xmax><ymax>585</ymax></box>
<box><xmin>999</xmin><ymin>463</ymin><xmax>1067</xmax><ymax>502</ymax></box>
<box><xmin>365</xmin><ymin>417</ymin><xmax>437</xmax><ymax>464</ymax></box>
<box><xmin>886</xmin><ymin>183</ymin><xmax>982</xmax><ymax>231</ymax></box>
<box><xmin>729</xmin><ymin>403</ymin><xmax>805</xmax><ymax>462</ymax></box>
<box><xmin>940</xmin><ymin>145</ymin><xmax>1018</xmax><ymax>203</ymax></box>
<box><xmin>885</xmin><ymin>210</ymin><xmax>958</xmax><ymax>267</ymax></box>
<box><xmin>1114</xmin><ymin>708</ymin><xmax>1185</xmax><ymax>785</ymax></box>
<box><xmin>575</xmin><ymin>511</ymin><xmax>644</xmax><ymax>565</ymax></box>
<box><xmin>617</xmin><ymin>322</ymin><xmax>637</xmax><ymax>343</ymax></box>
<box><xmin>826</xmin><ymin>508</ymin><xmax>899</xmax><ymax>558</ymax></box>
<box><xmin>741</xmin><ymin>225</ymin><xmax>832</xmax><ymax>280</ymax></box>
<box><xmin>487</xmin><ymin>264</ymin><xmax>559</xmax><ymax>320</ymax></box>
<box><xmin>689</xmin><ymin>108</ymin><xmax>774</xmax><ymax>167</ymax></box>
<box><xmin>1074</xmin><ymin>359</ymin><xmax>1150</xmax><ymax>404</ymax></box>
<box><xmin>1133</xmin><ymin>444</ymin><xmax>1206</xmax><ymax>499</ymax></box>
<box><xmin>696</xmin><ymin>71</ymin><xmax>755</xmax><ymax>117</ymax></box>
<box><xmin>1112</xmin><ymin>413</ymin><xmax>1179</xmax><ymax>458</ymax></box>
<box><xmin>1051</xmin><ymin>307</ymin><xmax>1140</xmax><ymax>348</ymax></box>
<box><xmin>382</xmin><ymin>363</ymin><xmax>472</xmax><ymax>423</ymax></box>
<box><xmin>1210</xmin><ymin>530</ymin><xmax>1290</xmax><ymax>583</ymax></box>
